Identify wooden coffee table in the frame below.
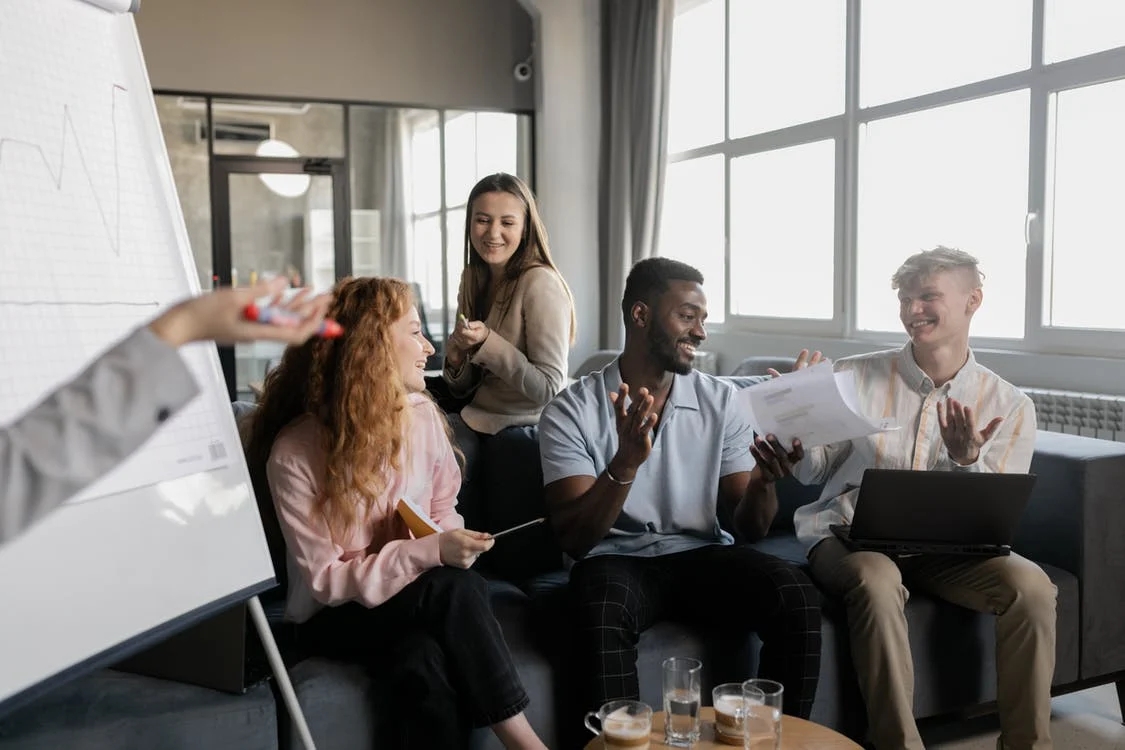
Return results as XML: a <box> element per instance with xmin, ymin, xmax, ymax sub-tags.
<box><xmin>583</xmin><ymin>706</ymin><xmax>862</xmax><ymax>749</ymax></box>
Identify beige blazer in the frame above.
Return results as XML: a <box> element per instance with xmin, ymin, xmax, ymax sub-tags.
<box><xmin>443</xmin><ymin>265</ymin><xmax>573</xmax><ymax>434</ymax></box>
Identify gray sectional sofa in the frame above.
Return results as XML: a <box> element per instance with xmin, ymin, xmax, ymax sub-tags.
<box><xmin>3</xmin><ymin>381</ymin><xmax>1125</xmax><ymax>749</ymax></box>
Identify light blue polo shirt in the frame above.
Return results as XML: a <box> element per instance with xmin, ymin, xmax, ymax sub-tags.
<box><xmin>539</xmin><ymin>359</ymin><xmax>756</xmax><ymax>558</ymax></box>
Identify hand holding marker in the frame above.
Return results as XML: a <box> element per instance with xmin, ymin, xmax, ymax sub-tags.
<box><xmin>244</xmin><ymin>301</ymin><xmax>344</xmax><ymax>338</ymax></box>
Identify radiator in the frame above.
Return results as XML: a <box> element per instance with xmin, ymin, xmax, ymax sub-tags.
<box><xmin>1023</xmin><ymin>387</ymin><xmax>1125</xmax><ymax>442</ymax></box>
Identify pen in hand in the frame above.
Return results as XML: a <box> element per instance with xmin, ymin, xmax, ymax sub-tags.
<box><xmin>489</xmin><ymin>517</ymin><xmax>546</xmax><ymax>540</ymax></box>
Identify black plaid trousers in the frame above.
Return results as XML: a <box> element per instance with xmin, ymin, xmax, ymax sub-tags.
<box><xmin>569</xmin><ymin>544</ymin><xmax>822</xmax><ymax>718</ymax></box>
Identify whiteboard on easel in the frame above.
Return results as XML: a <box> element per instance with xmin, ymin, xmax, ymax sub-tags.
<box><xmin>0</xmin><ymin>0</ymin><xmax>276</xmax><ymax>715</ymax></box>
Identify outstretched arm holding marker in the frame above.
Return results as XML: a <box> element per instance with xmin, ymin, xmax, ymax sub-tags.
<box><xmin>0</xmin><ymin>277</ymin><xmax>334</xmax><ymax>545</ymax></box>
<box><xmin>151</xmin><ymin>278</ymin><xmax>336</xmax><ymax>346</ymax></box>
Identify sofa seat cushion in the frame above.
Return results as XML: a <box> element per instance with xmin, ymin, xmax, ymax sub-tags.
<box><xmin>278</xmin><ymin>579</ymin><xmax>561</xmax><ymax>750</ymax></box>
<box><xmin>0</xmin><ymin>669</ymin><xmax>277</xmax><ymax>750</ymax></box>
<box><xmin>471</xmin><ymin>580</ymin><xmax>559</xmax><ymax>749</ymax></box>
<box><xmin>280</xmin><ymin>659</ymin><xmax>380</xmax><ymax>750</ymax></box>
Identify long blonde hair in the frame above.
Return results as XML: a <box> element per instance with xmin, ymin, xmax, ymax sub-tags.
<box><xmin>459</xmin><ymin>172</ymin><xmax>577</xmax><ymax>344</ymax></box>
<box><xmin>247</xmin><ymin>277</ymin><xmax>444</xmax><ymax>541</ymax></box>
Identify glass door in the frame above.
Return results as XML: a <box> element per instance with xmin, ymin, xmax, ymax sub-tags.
<box><xmin>211</xmin><ymin>156</ymin><xmax>351</xmax><ymax>401</ymax></box>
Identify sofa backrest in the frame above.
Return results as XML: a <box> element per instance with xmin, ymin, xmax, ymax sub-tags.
<box><xmin>231</xmin><ymin>401</ymin><xmax>290</xmax><ymax>600</ymax></box>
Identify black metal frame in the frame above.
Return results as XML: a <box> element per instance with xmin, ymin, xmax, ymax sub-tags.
<box><xmin>209</xmin><ymin>155</ymin><xmax>352</xmax><ymax>400</ymax></box>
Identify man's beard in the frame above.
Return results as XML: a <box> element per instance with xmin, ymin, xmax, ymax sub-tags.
<box><xmin>648</xmin><ymin>325</ymin><xmax>696</xmax><ymax>376</ymax></box>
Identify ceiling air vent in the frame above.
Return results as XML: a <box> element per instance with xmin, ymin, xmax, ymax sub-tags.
<box><xmin>194</xmin><ymin>120</ymin><xmax>275</xmax><ymax>143</ymax></box>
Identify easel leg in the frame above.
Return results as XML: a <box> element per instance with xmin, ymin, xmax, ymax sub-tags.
<box><xmin>247</xmin><ymin>596</ymin><xmax>317</xmax><ymax>750</ymax></box>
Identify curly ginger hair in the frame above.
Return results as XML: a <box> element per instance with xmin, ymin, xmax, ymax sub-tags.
<box><xmin>246</xmin><ymin>276</ymin><xmax>431</xmax><ymax>542</ymax></box>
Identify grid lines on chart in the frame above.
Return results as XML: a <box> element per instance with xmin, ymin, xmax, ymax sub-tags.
<box><xmin>0</xmin><ymin>0</ymin><xmax>231</xmax><ymax>499</ymax></box>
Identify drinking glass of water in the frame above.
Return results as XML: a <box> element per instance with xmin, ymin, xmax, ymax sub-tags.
<box><xmin>662</xmin><ymin>657</ymin><xmax>702</xmax><ymax>746</ymax></box>
<box><xmin>742</xmin><ymin>678</ymin><xmax>783</xmax><ymax>749</ymax></box>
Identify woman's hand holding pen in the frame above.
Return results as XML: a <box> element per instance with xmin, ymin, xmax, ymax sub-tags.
<box><xmin>438</xmin><ymin>528</ymin><xmax>494</xmax><ymax>569</ymax></box>
<box><xmin>149</xmin><ymin>277</ymin><xmax>333</xmax><ymax>347</ymax></box>
<box><xmin>445</xmin><ymin>313</ymin><xmax>490</xmax><ymax>367</ymax></box>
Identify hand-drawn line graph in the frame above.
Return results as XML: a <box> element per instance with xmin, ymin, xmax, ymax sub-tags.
<box><xmin>0</xmin><ymin>0</ymin><xmax>236</xmax><ymax>508</ymax></box>
<box><xmin>0</xmin><ymin>83</ymin><xmax>126</xmax><ymax>256</ymax></box>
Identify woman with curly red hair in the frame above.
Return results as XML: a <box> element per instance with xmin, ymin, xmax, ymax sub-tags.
<box><xmin>246</xmin><ymin>277</ymin><xmax>547</xmax><ymax>750</ymax></box>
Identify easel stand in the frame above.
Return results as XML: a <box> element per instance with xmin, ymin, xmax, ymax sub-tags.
<box><xmin>247</xmin><ymin>596</ymin><xmax>317</xmax><ymax>750</ymax></box>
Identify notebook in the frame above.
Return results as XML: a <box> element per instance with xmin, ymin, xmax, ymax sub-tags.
<box><xmin>395</xmin><ymin>498</ymin><xmax>443</xmax><ymax>538</ymax></box>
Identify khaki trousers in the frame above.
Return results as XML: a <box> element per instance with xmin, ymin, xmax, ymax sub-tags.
<box><xmin>809</xmin><ymin>538</ymin><xmax>1057</xmax><ymax>750</ymax></box>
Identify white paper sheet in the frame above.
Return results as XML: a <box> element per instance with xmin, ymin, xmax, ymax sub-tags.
<box><xmin>737</xmin><ymin>361</ymin><xmax>898</xmax><ymax>448</ymax></box>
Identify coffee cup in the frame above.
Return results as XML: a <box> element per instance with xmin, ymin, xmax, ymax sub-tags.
<box><xmin>584</xmin><ymin>700</ymin><xmax>652</xmax><ymax>749</ymax></box>
<box><xmin>712</xmin><ymin>683</ymin><xmax>752</xmax><ymax>746</ymax></box>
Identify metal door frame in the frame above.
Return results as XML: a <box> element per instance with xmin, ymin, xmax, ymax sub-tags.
<box><xmin>210</xmin><ymin>155</ymin><xmax>352</xmax><ymax>400</ymax></box>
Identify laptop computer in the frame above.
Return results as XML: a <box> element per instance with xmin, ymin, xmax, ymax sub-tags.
<box><xmin>829</xmin><ymin>469</ymin><xmax>1036</xmax><ymax>557</ymax></box>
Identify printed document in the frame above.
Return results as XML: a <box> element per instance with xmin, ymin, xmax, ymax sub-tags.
<box><xmin>737</xmin><ymin>362</ymin><xmax>898</xmax><ymax>448</ymax></box>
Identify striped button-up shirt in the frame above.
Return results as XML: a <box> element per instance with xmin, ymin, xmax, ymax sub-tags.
<box><xmin>792</xmin><ymin>344</ymin><xmax>1037</xmax><ymax>554</ymax></box>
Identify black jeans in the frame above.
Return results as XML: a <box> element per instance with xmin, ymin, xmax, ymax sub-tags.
<box><xmin>569</xmin><ymin>544</ymin><xmax>822</xmax><ymax>718</ymax></box>
<box><xmin>446</xmin><ymin>413</ymin><xmax>537</xmax><ymax>526</ymax></box>
<box><xmin>296</xmin><ymin>567</ymin><xmax>529</xmax><ymax>749</ymax></box>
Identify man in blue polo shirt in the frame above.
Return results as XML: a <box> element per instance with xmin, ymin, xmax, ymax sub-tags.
<box><xmin>539</xmin><ymin>257</ymin><xmax>822</xmax><ymax>718</ymax></box>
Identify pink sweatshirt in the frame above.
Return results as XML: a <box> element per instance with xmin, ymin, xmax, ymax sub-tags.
<box><xmin>266</xmin><ymin>393</ymin><xmax>464</xmax><ymax>623</ymax></box>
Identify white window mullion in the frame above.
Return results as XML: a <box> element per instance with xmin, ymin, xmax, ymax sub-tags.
<box><xmin>437</xmin><ymin>110</ymin><xmax>450</xmax><ymax>336</ymax></box>
<box><xmin>1023</xmin><ymin>0</ymin><xmax>1048</xmax><ymax>349</ymax></box>
<box><xmin>842</xmin><ymin>0</ymin><xmax>861</xmax><ymax>338</ymax></box>
<box><xmin>723</xmin><ymin>0</ymin><xmax>732</xmax><ymax>321</ymax></box>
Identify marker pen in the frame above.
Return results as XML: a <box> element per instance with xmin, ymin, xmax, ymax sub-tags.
<box><xmin>243</xmin><ymin>303</ymin><xmax>344</xmax><ymax>338</ymax></box>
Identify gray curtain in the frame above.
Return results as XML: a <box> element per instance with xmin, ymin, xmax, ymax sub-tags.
<box><xmin>377</xmin><ymin>109</ymin><xmax>410</xmax><ymax>281</ymax></box>
<box><xmin>598</xmin><ymin>0</ymin><xmax>675</xmax><ymax>349</ymax></box>
<box><xmin>348</xmin><ymin>106</ymin><xmax>409</xmax><ymax>280</ymax></box>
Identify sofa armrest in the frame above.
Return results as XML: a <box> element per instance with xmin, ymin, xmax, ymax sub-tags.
<box><xmin>1020</xmin><ymin>430</ymin><xmax>1125</xmax><ymax>680</ymax></box>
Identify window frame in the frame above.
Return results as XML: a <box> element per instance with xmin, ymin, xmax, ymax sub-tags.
<box><xmin>666</xmin><ymin>0</ymin><xmax>1125</xmax><ymax>357</ymax></box>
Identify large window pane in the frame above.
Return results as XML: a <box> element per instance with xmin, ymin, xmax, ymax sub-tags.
<box><xmin>730</xmin><ymin>140</ymin><xmax>836</xmax><ymax>319</ymax></box>
<box><xmin>443</xmin><ymin>112</ymin><xmax>522</xmax><ymax>207</ymax></box>
<box><xmin>474</xmin><ymin>112</ymin><xmax>519</xmax><ymax>180</ymax></box>
<box><xmin>668</xmin><ymin>0</ymin><xmax>724</xmax><ymax>152</ymax></box>
<box><xmin>443</xmin><ymin>113</ymin><xmax>477</xmax><ymax>208</ymax></box>
<box><xmin>729</xmin><ymin>2</ymin><xmax>845</xmax><ymax>137</ymax></box>
<box><xmin>411</xmin><ymin>115</ymin><xmax>441</xmax><ymax>215</ymax></box>
<box><xmin>1045</xmin><ymin>0</ymin><xmax>1125</xmax><ymax>63</ymax></box>
<box><xmin>349</xmin><ymin>106</ymin><xmax>438</xmax><ymax>279</ymax></box>
<box><xmin>658</xmin><ymin>155</ymin><xmax>725</xmax><ymax>322</ymax></box>
<box><xmin>857</xmin><ymin>92</ymin><xmax>1030</xmax><ymax>338</ymax></box>
<box><xmin>860</xmin><ymin>0</ymin><xmax>1031</xmax><ymax>107</ymax></box>
<box><xmin>1044</xmin><ymin>79</ymin><xmax>1125</xmax><ymax>329</ymax></box>
<box><xmin>410</xmin><ymin>216</ymin><xmax>443</xmax><ymax>318</ymax></box>
<box><xmin>446</xmin><ymin>208</ymin><xmax>466</xmax><ymax>319</ymax></box>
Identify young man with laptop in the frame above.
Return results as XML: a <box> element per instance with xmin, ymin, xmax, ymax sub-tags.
<box><xmin>791</xmin><ymin>247</ymin><xmax>1055</xmax><ymax>750</ymax></box>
